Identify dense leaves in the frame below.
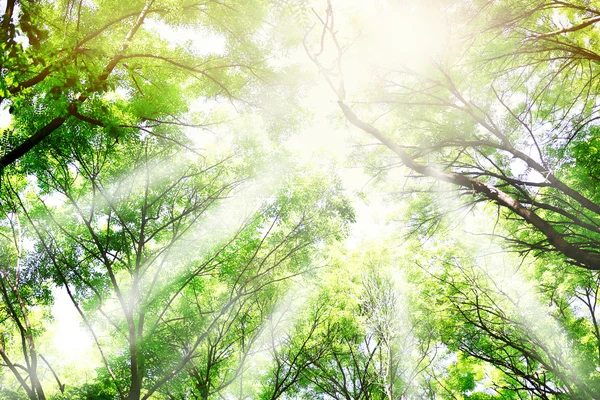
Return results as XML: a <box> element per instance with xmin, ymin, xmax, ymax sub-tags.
<box><xmin>3</xmin><ymin>0</ymin><xmax>600</xmax><ymax>399</ymax></box>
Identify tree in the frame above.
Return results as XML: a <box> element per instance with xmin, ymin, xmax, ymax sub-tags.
<box><xmin>0</xmin><ymin>0</ymin><xmax>294</xmax><ymax>171</ymax></box>
<box><xmin>260</xmin><ymin>246</ymin><xmax>434</xmax><ymax>400</ymax></box>
<box><xmin>299</xmin><ymin>1</ymin><xmax>600</xmax><ymax>397</ymax></box>
<box><xmin>0</xmin><ymin>132</ymin><xmax>354</xmax><ymax>399</ymax></box>
<box><xmin>306</xmin><ymin>0</ymin><xmax>600</xmax><ymax>271</ymax></box>
<box><xmin>8</xmin><ymin>0</ymin><xmax>600</xmax><ymax>398</ymax></box>
<box><xmin>0</xmin><ymin>181</ymin><xmax>55</xmax><ymax>400</ymax></box>
<box><xmin>398</xmin><ymin>213</ymin><xmax>600</xmax><ymax>399</ymax></box>
<box><xmin>0</xmin><ymin>1</ymin><xmax>360</xmax><ymax>398</ymax></box>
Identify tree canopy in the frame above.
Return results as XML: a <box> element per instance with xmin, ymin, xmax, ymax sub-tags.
<box><xmin>2</xmin><ymin>0</ymin><xmax>600</xmax><ymax>399</ymax></box>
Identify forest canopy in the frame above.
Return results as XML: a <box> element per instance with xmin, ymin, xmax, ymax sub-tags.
<box><xmin>1</xmin><ymin>0</ymin><xmax>600</xmax><ymax>399</ymax></box>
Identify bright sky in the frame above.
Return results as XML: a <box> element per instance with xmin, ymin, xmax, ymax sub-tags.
<box><xmin>0</xmin><ymin>106</ymin><xmax>10</xmax><ymax>130</ymax></box>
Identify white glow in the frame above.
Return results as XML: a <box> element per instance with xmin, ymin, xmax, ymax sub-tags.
<box><xmin>457</xmin><ymin>204</ymin><xmax>576</xmax><ymax>378</ymax></box>
<box><xmin>145</xmin><ymin>18</ymin><xmax>226</xmax><ymax>56</ymax></box>
<box><xmin>359</xmin><ymin>3</ymin><xmax>449</xmax><ymax>70</ymax></box>
<box><xmin>0</xmin><ymin>106</ymin><xmax>12</xmax><ymax>130</ymax></box>
<box><xmin>44</xmin><ymin>289</ymin><xmax>99</xmax><ymax>388</ymax></box>
<box><xmin>229</xmin><ymin>279</ymin><xmax>314</xmax><ymax>398</ymax></box>
<box><xmin>49</xmin><ymin>290</ymin><xmax>94</xmax><ymax>358</ymax></box>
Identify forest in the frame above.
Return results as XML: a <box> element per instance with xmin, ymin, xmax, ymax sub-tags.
<box><xmin>1</xmin><ymin>0</ymin><xmax>600</xmax><ymax>398</ymax></box>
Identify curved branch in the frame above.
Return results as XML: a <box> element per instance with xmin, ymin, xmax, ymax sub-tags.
<box><xmin>337</xmin><ymin>100</ymin><xmax>600</xmax><ymax>270</ymax></box>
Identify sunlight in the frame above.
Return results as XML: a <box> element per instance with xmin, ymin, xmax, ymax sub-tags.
<box><xmin>357</xmin><ymin>2</ymin><xmax>449</xmax><ymax>71</ymax></box>
<box><xmin>0</xmin><ymin>107</ymin><xmax>11</xmax><ymax>130</ymax></box>
<box><xmin>144</xmin><ymin>18</ymin><xmax>226</xmax><ymax>56</ymax></box>
<box><xmin>49</xmin><ymin>290</ymin><xmax>94</xmax><ymax>360</ymax></box>
<box><xmin>228</xmin><ymin>279</ymin><xmax>314</xmax><ymax>399</ymax></box>
<box><xmin>45</xmin><ymin>289</ymin><xmax>99</xmax><ymax>387</ymax></box>
<box><xmin>5</xmin><ymin>0</ymin><xmax>599</xmax><ymax>397</ymax></box>
<box><xmin>380</xmin><ymin>261</ymin><xmax>424</xmax><ymax>396</ymax></box>
<box><xmin>461</xmin><ymin>206</ymin><xmax>577</xmax><ymax>377</ymax></box>
<box><xmin>309</xmin><ymin>0</ymin><xmax>452</xmax><ymax>96</ymax></box>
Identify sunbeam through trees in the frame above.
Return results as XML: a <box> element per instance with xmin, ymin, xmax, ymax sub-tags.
<box><xmin>2</xmin><ymin>0</ymin><xmax>600</xmax><ymax>399</ymax></box>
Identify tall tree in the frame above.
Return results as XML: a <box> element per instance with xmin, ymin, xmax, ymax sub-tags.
<box><xmin>0</xmin><ymin>133</ymin><xmax>354</xmax><ymax>399</ymax></box>
<box><xmin>0</xmin><ymin>0</ymin><xmax>291</xmax><ymax>171</ymax></box>
<box><xmin>299</xmin><ymin>1</ymin><xmax>600</xmax><ymax>398</ymax></box>
<box><xmin>260</xmin><ymin>246</ymin><xmax>434</xmax><ymax>400</ymax></box>
<box><xmin>0</xmin><ymin>1</ymin><xmax>350</xmax><ymax>398</ymax></box>
<box><xmin>307</xmin><ymin>0</ymin><xmax>600</xmax><ymax>271</ymax></box>
<box><xmin>0</xmin><ymin>178</ymin><xmax>55</xmax><ymax>400</ymax></box>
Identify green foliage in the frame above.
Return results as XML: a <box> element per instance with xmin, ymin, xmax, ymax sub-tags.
<box><xmin>4</xmin><ymin>0</ymin><xmax>600</xmax><ymax>399</ymax></box>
